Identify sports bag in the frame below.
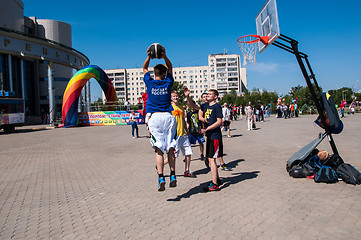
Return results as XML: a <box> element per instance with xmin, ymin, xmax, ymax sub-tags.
<box><xmin>320</xmin><ymin>93</ymin><xmax>343</xmax><ymax>134</ymax></box>
<box><xmin>302</xmin><ymin>161</ymin><xmax>317</xmax><ymax>176</ymax></box>
<box><xmin>336</xmin><ymin>163</ymin><xmax>361</xmax><ymax>185</ymax></box>
<box><xmin>323</xmin><ymin>154</ymin><xmax>344</xmax><ymax>169</ymax></box>
<box><xmin>289</xmin><ymin>165</ymin><xmax>305</xmax><ymax>178</ymax></box>
<box><xmin>303</xmin><ymin>155</ymin><xmax>322</xmax><ymax>176</ymax></box>
<box><xmin>314</xmin><ymin>166</ymin><xmax>338</xmax><ymax>184</ymax></box>
<box><xmin>289</xmin><ymin>156</ymin><xmax>319</xmax><ymax>178</ymax></box>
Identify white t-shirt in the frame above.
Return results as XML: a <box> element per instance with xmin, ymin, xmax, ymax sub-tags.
<box><xmin>245</xmin><ymin>106</ymin><xmax>253</xmax><ymax>116</ymax></box>
<box><xmin>222</xmin><ymin>107</ymin><xmax>230</xmax><ymax>121</ymax></box>
<box><xmin>130</xmin><ymin>113</ymin><xmax>136</xmax><ymax>123</ymax></box>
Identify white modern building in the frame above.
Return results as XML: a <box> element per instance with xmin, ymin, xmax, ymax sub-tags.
<box><xmin>208</xmin><ymin>53</ymin><xmax>247</xmax><ymax>94</ymax></box>
<box><xmin>104</xmin><ymin>53</ymin><xmax>247</xmax><ymax>105</ymax></box>
<box><xmin>0</xmin><ymin>0</ymin><xmax>89</xmax><ymax>124</ymax></box>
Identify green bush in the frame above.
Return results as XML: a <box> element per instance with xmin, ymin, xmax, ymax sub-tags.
<box><xmin>300</xmin><ymin>103</ymin><xmax>317</xmax><ymax>114</ymax></box>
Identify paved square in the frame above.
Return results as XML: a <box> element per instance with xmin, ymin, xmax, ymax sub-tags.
<box><xmin>0</xmin><ymin>114</ymin><xmax>360</xmax><ymax>239</ymax></box>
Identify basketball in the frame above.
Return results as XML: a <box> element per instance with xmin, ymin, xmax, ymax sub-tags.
<box><xmin>148</xmin><ymin>43</ymin><xmax>164</xmax><ymax>59</ymax></box>
<box><xmin>317</xmin><ymin>150</ymin><xmax>329</xmax><ymax>161</ymax></box>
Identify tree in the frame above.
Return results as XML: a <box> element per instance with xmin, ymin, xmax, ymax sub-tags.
<box><xmin>289</xmin><ymin>85</ymin><xmax>303</xmax><ymax>97</ymax></box>
<box><xmin>219</xmin><ymin>90</ymin><xmax>238</xmax><ymax>106</ymax></box>
<box><xmin>328</xmin><ymin>87</ymin><xmax>353</xmax><ymax>105</ymax></box>
<box><xmin>171</xmin><ymin>81</ymin><xmax>186</xmax><ymax>106</ymax></box>
<box><xmin>291</xmin><ymin>84</ymin><xmax>322</xmax><ymax>110</ymax></box>
<box><xmin>218</xmin><ymin>89</ymin><xmax>278</xmax><ymax>112</ymax></box>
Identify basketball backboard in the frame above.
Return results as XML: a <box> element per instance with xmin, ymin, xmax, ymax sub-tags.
<box><xmin>256</xmin><ymin>0</ymin><xmax>280</xmax><ymax>53</ymax></box>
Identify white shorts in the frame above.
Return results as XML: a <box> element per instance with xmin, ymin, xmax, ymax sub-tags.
<box><xmin>148</xmin><ymin>112</ymin><xmax>177</xmax><ymax>154</ymax></box>
<box><xmin>145</xmin><ymin>113</ymin><xmax>152</xmax><ymax>124</ymax></box>
<box><xmin>174</xmin><ymin>135</ymin><xmax>193</xmax><ymax>158</ymax></box>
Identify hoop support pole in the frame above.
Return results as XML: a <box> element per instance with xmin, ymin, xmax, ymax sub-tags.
<box><xmin>271</xmin><ymin>33</ymin><xmax>339</xmax><ymax>155</ymax></box>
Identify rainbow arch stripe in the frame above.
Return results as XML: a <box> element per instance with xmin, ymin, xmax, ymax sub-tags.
<box><xmin>62</xmin><ymin>65</ymin><xmax>117</xmax><ymax>127</ymax></box>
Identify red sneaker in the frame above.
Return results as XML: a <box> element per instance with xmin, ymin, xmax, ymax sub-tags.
<box><xmin>184</xmin><ymin>170</ymin><xmax>196</xmax><ymax>178</ymax></box>
<box><xmin>208</xmin><ymin>183</ymin><xmax>220</xmax><ymax>191</ymax></box>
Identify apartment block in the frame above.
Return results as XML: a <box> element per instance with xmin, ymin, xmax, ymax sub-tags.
<box><xmin>208</xmin><ymin>53</ymin><xmax>246</xmax><ymax>94</ymax></box>
<box><xmin>104</xmin><ymin>53</ymin><xmax>247</xmax><ymax>105</ymax></box>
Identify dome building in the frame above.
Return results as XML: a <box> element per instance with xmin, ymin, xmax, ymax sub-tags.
<box><xmin>0</xmin><ymin>0</ymin><xmax>89</xmax><ymax>125</ymax></box>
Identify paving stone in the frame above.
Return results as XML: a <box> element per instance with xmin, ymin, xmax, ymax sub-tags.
<box><xmin>0</xmin><ymin>115</ymin><xmax>360</xmax><ymax>239</ymax></box>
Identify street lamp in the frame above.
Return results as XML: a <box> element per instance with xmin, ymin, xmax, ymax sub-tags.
<box><xmin>342</xmin><ymin>90</ymin><xmax>348</xmax><ymax>102</ymax></box>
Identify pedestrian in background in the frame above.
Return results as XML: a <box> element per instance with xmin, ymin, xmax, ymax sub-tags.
<box><xmin>246</xmin><ymin>103</ymin><xmax>253</xmax><ymax>131</ymax></box>
<box><xmin>222</xmin><ymin>103</ymin><xmax>232</xmax><ymax>138</ymax></box>
<box><xmin>129</xmin><ymin>110</ymin><xmax>139</xmax><ymax>138</ymax></box>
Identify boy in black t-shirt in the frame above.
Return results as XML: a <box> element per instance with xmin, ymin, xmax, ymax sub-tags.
<box><xmin>184</xmin><ymin>88</ymin><xmax>231</xmax><ymax>173</ymax></box>
<box><xmin>199</xmin><ymin>89</ymin><xmax>223</xmax><ymax>191</ymax></box>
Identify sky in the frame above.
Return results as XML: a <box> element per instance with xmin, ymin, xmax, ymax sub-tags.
<box><xmin>23</xmin><ymin>0</ymin><xmax>361</xmax><ymax>101</ymax></box>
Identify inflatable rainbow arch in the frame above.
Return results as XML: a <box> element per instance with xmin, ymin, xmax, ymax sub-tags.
<box><xmin>62</xmin><ymin>65</ymin><xmax>117</xmax><ymax>127</ymax></box>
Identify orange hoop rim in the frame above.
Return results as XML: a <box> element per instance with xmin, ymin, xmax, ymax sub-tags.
<box><xmin>237</xmin><ymin>35</ymin><xmax>269</xmax><ymax>45</ymax></box>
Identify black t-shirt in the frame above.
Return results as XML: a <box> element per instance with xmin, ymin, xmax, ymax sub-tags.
<box><xmin>200</xmin><ymin>103</ymin><xmax>206</xmax><ymax>112</ymax></box>
<box><xmin>187</xmin><ymin>110</ymin><xmax>201</xmax><ymax>135</ymax></box>
<box><xmin>203</xmin><ymin>102</ymin><xmax>223</xmax><ymax>139</ymax></box>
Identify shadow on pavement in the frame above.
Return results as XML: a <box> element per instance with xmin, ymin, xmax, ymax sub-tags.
<box><xmin>226</xmin><ymin>159</ymin><xmax>245</xmax><ymax>168</ymax></box>
<box><xmin>168</xmin><ymin>159</ymin><xmax>257</xmax><ymax>202</ymax></box>
<box><xmin>137</xmin><ymin>136</ymin><xmax>151</xmax><ymax>139</ymax></box>
<box><xmin>229</xmin><ymin>134</ymin><xmax>243</xmax><ymax>138</ymax></box>
<box><xmin>192</xmin><ymin>159</ymin><xmax>245</xmax><ymax>176</ymax></box>
<box><xmin>167</xmin><ymin>171</ymin><xmax>259</xmax><ymax>202</ymax></box>
<box><xmin>0</xmin><ymin>128</ymin><xmax>49</xmax><ymax>135</ymax></box>
<box><xmin>220</xmin><ymin>171</ymin><xmax>259</xmax><ymax>190</ymax></box>
<box><xmin>192</xmin><ymin>167</ymin><xmax>210</xmax><ymax>175</ymax></box>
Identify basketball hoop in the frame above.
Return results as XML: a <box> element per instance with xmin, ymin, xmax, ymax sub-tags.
<box><xmin>237</xmin><ymin>35</ymin><xmax>269</xmax><ymax>66</ymax></box>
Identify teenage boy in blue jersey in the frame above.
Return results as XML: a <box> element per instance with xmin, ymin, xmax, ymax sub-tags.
<box><xmin>143</xmin><ymin>46</ymin><xmax>177</xmax><ymax>191</ymax></box>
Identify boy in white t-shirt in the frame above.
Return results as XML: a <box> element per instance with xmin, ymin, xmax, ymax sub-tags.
<box><xmin>245</xmin><ymin>103</ymin><xmax>253</xmax><ymax>131</ymax></box>
<box><xmin>222</xmin><ymin>103</ymin><xmax>231</xmax><ymax>138</ymax></box>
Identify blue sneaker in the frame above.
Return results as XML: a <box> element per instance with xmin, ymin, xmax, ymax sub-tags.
<box><xmin>158</xmin><ymin>177</ymin><xmax>165</xmax><ymax>191</ymax></box>
<box><xmin>220</xmin><ymin>164</ymin><xmax>232</xmax><ymax>171</ymax></box>
<box><xmin>169</xmin><ymin>175</ymin><xmax>177</xmax><ymax>188</ymax></box>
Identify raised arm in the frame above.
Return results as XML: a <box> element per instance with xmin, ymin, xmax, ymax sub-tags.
<box><xmin>143</xmin><ymin>56</ymin><xmax>150</xmax><ymax>74</ymax></box>
<box><xmin>161</xmin><ymin>47</ymin><xmax>172</xmax><ymax>75</ymax></box>
<box><xmin>184</xmin><ymin>87</ymin><xmax>200</xmax><ymax>110</ymax></box>
<box><xmin>198</xmin><ymin>108</ymin><xmax>205</xmax><ymax>123</ymax></box>
<box><xmin>143</xmin><ymin>48</ymin><xmax>151</xmax><ymax>74</ymax></box>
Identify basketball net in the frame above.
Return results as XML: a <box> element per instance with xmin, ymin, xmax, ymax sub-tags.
<box><xmin>237</xmin><ymin>35</ymin><xmax>268</xmax><ymax>66</ymax></box>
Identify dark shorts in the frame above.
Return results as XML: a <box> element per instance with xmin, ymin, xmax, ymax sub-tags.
<box><xmin>189</xmin><ymin>134</ymin><xmax>205</xmax><ymax>144</ymax></box>
<box><xmin>206</xmin><ymin>138</ymin><xmax>223</xmax><ymax>159</ymax></box>
<box><xmin>223</xmin><ymin>120</ymin><xmax>230</xmax><ymax>127</ymax></box>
